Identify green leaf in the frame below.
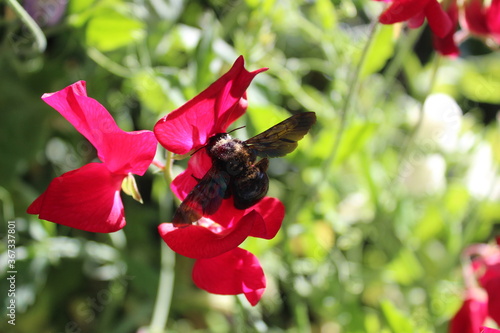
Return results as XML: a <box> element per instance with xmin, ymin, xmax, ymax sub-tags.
<box><xmin>86</xmin><ymin>10</ymin><xmax>145</xmax><ymax>52</ymax></box>
<box><xmin>131</xmin><ymin>70</ymin><xmax>179</xmax><ymax>115</ymax></box>
<box><xmin>380</xmin><ymin>300</ymin><xmax>415</xmax><ymax>333</ymax></box>
<box><xmin>360</xmin><ymin>25</ymin><xmax>395</xmax><ymax>79</ymax></box>
<box><xmin>386</xmin><ymin>249</ymin><xmax>423</xmax><ymax>285</ymax></box>
<box><xmin>460</xmin><ymin>57</ymin><xmax>500</xmax><ymax>104</ymax></box>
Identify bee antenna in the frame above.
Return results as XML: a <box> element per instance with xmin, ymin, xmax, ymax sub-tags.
<box><xmin>190</xmin><ymin>145</ymin><xmax>206</xmax><ymax>156</ymax></box>
<box><xmin>228</xmin><ymin>125</ymin><xmax>245</xmax><ymax>134</ymax></box>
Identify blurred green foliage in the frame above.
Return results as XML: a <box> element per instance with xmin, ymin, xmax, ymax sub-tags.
<box><xmin>1</xmin><ymin>0</ymin><xmax>499</xmax><ymax>332</ymax></box>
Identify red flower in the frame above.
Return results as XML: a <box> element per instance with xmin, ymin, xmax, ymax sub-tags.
<box><xmin>481</xmin><ymin>328</ymin><xmax>500</xmax><ymax>333</ymax></box>
<box><xmin>27</xmin><ymin>81</ymin><xmax>157</xmax><ymax>233</ymax></box>
<box><xmin>476</xmin><ymin>251</ymin><xmax>500</xmax><ymax>325</ymax></box>
<box><xmin>378</xmin><ymin>0</ymin><xmax>453</xmax><ymax>38</ymax></box>
<box><xmin>154</xmin><ymin>56</ymin><xmax>267</xmax><ymax>155</ymax></box>
<box><xmin>451</xmin><ymin>242</ymin><xmax>500</xmax><ymax>331</ymax></box>
<box><xmin>433</xmin><ymin>1</ymin><xmax>460</xmax><ymax>57</ymax></box>
<box><xmin>449</xmin><ymin>291</ymin><xmax>488</xmax><ymax>333</ymax></box>
<box><xmin>154</xmin><ymin>56</ymin><xmax>285</xmax><ymax>304</ymax></box>
<box><xmin>463</xmin><ymin>0</ymin><xmax>500</xmax><ymax>44</ymax></box>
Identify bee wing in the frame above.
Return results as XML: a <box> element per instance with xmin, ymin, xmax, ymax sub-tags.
<box><xmin>172</xmin><ymin>166</ymin><xmax>230</xmax><ymax>227</ymax></box>
<box><xmin>244</xmin><ymin>112</ymin><xmax>316</xmax><ymax>158</ymax></box>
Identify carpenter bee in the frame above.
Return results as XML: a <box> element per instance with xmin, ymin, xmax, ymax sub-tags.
<box><xmin>173</xmin><ymin>112</ymin><xmax>316</xmax><ymax>226</ymax></box>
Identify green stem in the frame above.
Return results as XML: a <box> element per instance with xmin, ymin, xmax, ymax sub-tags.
<box><xmin>149</xmin><ymin>242</ymin><xmax>176</xmax><ymax>333</ymax></box>
<box><xmin>163</xmin><ymin>151</ymin><xmax>181</xmax><ymax>206</ymax></box>
<box><xmin>383</xmin><ymin>28</ymin><xmax>423</xmax><ymax>85</ymax></box>
<box><xmin>87</xmin><ymin>47</ymin><xmax>133</xmax><ymax>78</ymax></box>
<box><xmin>324</xmin><ymin>20</ymin><xmax>379</xmax><ymax>171</ymax></box>
<box><xmin>148</xmin><ymin>150</ymin><xmax>177</xmax><ymax>333</ymax></box>
<box><xmin>276</xmin><ymin>21</ymin><xmax>381</xmax><ymax>332</ymax></box>
<box><xmin>5</xmin><ymin>0</ymin><xmax>46</xmax><ymax>52</ymax></box>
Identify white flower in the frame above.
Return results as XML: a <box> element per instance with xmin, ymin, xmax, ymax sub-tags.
<box><xmin>466</xmin><ymin>143</ymin><xmax>500</xmax><ymax>200</ymax></box>
<box><xmin>409</xmin><ymin>93</ymin><xmax>463</xmax><ymax>152</ymax></box>
<box><xmin>400</xmin><ymin>154</ymin><xmax>447</xmax><ymax>196</ymax></box>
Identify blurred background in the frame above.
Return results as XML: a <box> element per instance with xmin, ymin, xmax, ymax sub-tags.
<box><xmin>0</xmin><ymin>0</ymin><xmax>499</xmax><ymax>332</ymax></box>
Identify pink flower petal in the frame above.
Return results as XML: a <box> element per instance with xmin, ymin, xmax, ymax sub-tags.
<box><xmin>98</xmin><ymin>130</ymin><xmax>157</xmax><ymax>176</ymax></box>
<box><xmin>481</xmin><ymin>327</ymin><xmax>500</xmax><ymax>333</ymax></box>
<box><xmin>171</xmin><ymin>151</ymin><xmax>212</xmax><ymax>200</ymax></box>
<box><xmin>27</xmin><ymin>163</ymin><xmax>126</xmax><ymax>233</ymax></box>
<box><xmin>192</xmin><ymin>247</ymin><xmax>266</xmax><ymax>306</ymax></box>
<box><xmin>42</xmin><ymin>81</ymin><xmax>157</xmax><ymax>175</ymax></box>
<box><xmin>158</xmin><ymin>210</ymin><xmax>262</xmax><ymax>259</ymax></box>
<box><xmin>379</xmin><ymin>0</ymin><xmax>431</xmax><ymax>24</ymax></box>
<box><xmin>424</xmin><ymin>0</ymin><xmax>453</xmax><ymax>38</ymax></box>
<box><xmin>154</xmin><ymin>56</ymin><xmax>267</xmax><ymax>155</ymax></box>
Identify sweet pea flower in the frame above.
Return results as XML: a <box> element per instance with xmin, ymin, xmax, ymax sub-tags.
<box><xmin>27</xmin><ymin>81</ymin><xmax>157</xmax><ymax>233</ymax></box>
<box><xmin>154</xmin><ymin>56</ymin><xmax>285</xmax><ymax>305</ymax></box>
<box><xmin>462</xmin><ymin>0</ymin><xmax>500</xmax><ymax>44</ymax></box>
<box><xmin>433</xmin><ymin>1</ymin><xmax>460</xmax><ymax>56</ymax></box>
<box><xmin>376</xmin><ymin>0</ymin><xmax>453</xmax><ymax>38</ymax></box>
<box><xmin>449</xmin><ymin>290</ymin><xmax>488</xmax><ymax>333</ymax></box>
<box><xmin>450</xmin><ymin>240</ymin><xmax>500</xmax><ymax>332</ymax></box>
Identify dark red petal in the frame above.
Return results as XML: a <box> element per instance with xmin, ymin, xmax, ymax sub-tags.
<box><xmin>158</xmin><ymin>210</ymin><xmax>261</xmax><ymax>259</ymax></box>
<box><xmin>42</xmin><ymin>81</ymin><xmax>156</xmax><ymax>176</ymax></box>
<box><xmin>484</xmin><ymin>278</ymin><xmax>500</xmax><ymax>325</ymax></box>
<box><xmin>477</xmin><ymin>255</ymin><xmax>500</xmax><ymax>325</ymax></box>
<box><xmin>192</xmin><ymin>247</ymin><xmax>266</xmax><ymax>306</ymax></box>
<box><xmin>433</xmin><ymin>2</ymin><xmax>459</xmax><ymax>57</ymax></box>
<box><xmin>27</xmin><ymin>163</ymin><xmax>126</xmax><ymax>233</ymax></box>
<box><xmin>424</xmin><ymin>0</ymin><xmax>453</xmax><ymax>38</ymax></box>
<box><xmin>379</xmin><ymin>0</ymin><xmax>431</xmax><ymax>24</ymax></box>
<box><xmin>448</xmin><ymin>296</ymin><xmax>488</xmax><ymax>333</ymax></box>
<box><xmin>464</xmin><ymin>0</ymin><xmax>490</xmax><ymax>35</ymax></box>
<box><xmin>407</xmin><ymin>11</ymin><xmax>426</xmax><ymax>28</ymax></box>
<box><xmin>154</xmin><ymin>56</ymin><xmax>267</xmax><ymax>155</ymax></box>
<box><xmin>486</xmin><ymin>0</ymin><xmax>500</xmax><ymax>34</ymax></box>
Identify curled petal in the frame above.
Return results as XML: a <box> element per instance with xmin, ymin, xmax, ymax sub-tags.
<box><xmin>248</xmin><ymin>197</ymin><xmax>285</xmax><ymax>239</ymax></box>
<box><xmin>192</xmin><ymin>247</ymin><xmax>266</xmax><ymax>306</ymax></box>
<box><xmin>154</xmin><ymin>56</ymin><xmax>267</xmax><ymax>155</ymax></box>
<box><xmin>158</xmin><ymin>210</ymin><xmax>262</xmax><ymax>259</ymax></box>
<box><xmin>42</xmin><ymin>81</ymin><xmax>156</xmax><ymax>175</ymax></box>
<box><xmin>27</xmin><ymin>163</ymin><xmax>126</xmax><ymax>233</ymax></box>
